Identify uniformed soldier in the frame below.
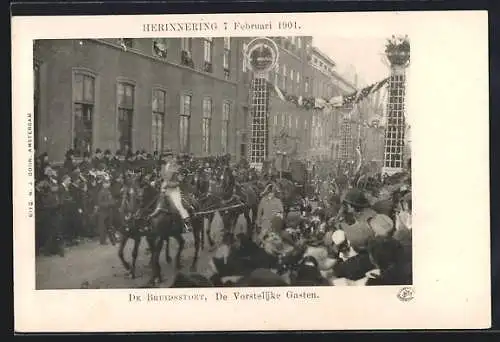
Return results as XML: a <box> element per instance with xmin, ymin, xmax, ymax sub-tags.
<box><xmin>157</xmin><ymin>151</ymin><xmax>193</xmax><ymax>233</ymax></box>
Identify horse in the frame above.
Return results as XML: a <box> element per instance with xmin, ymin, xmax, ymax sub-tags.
<box><xmin>161</xmin><ymin>171</ymin><xmax>207</xmax><ymax>265</ymax></box>
<box><xmin>193</xmin><ymin>166</ymin><xmax>259</xmax><ymax>248</ymax></box>
<box><xmin>116</xmin><ymin>174</ymin><xmax>156</xmax><ymax>279</ymax></box>
<box><xmin>146</xmin><ymin>184</ymin><xmax>205</xmax><ymax>286</ymax></box>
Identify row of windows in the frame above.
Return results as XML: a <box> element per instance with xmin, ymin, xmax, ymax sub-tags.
<box><xmin>72</xmin><ymin>72</ymin><xmax>232</xmax><ymax>156</ymax></box>
<box><xmin>311</xmin><ymin>56</ymin><xmax>334</xmax><ymax>75</ymax></box>
<box><xmin>119</xmin><ymin>37</ymin><xmax>232</xmax><ymax>80</ymax></box>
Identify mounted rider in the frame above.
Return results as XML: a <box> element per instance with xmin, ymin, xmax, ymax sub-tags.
<box><xmin>148</xmin><ymin>150</ymin><xmax>193</xmax><ymax>233</ymax></box>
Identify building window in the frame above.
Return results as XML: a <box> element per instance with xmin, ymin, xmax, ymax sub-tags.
<box><xmin>222</xmin><ymin>101</ymin><xmax>230</xmax><ymax>153</ymax></box>
<box><xmin>290</xmin><ymin>69</ymin><xmax>294</xmax><ymax>82</ymax></box>
<box><xmin>73</xmin><ymin>72</ymin><xmax>95</xmax><ymax>156</ymax></box>
<box><xmin>152</xmin><ymin>38</ymin><xmax>168</xmax><ymax>59</ymax></box>
<box><xmin>274</xmin><ymin>73</ymin><xmax>279</xmax><ymax>86</ymax></box>
<box><xmin>117</xmin><ymin>82</ymin><xmax>135</xmax><ymax>153</ymax></box>
<box><xmin>203</xmin><ymin>38</ymin><xmax>213</xmax><ymax>73</ymax></box>
<box><xmin>297</xmin><ymin>71</ymin><xmax>300</xmax><ymax>84</ymax></box>
<box><xmin>305</xmin><ymin>77</ymin><xmax>310</xmax><ymax>93</ymax></box>
<box><xmin>282</xmin><ymin>65</ymin><xmax>287</xmax><ymax>89</ymax></box>
<box><xmin>179</xmin><ymin>94</ymin><xmax>191</xmax><ymax>153</ymax></box>
<box><xmin>223</xmin><ymin>37</ymin><xmax>231</xmax><ymax>80</ymax></box>
<box><xmin>202</xmin><ymin>97</ymin><xmax>212</xmax><ymax>153</ymax></box>
<box><xmin>152</xmin><ymin>89</ymin><xmax>166</xmax><ymax>153</ymax></box>
<box><xmin>297</xmin><ymin>37</ymin><xmax>302</xmax><ymax>49</ymax></box>
<box><xmin>180</xmin><ymin>38</ymin><xmax>194</xmax><ymax>68</ymax></box>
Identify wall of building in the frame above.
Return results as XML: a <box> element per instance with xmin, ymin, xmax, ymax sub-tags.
<box><xmin>35</xmin><ymin>38</ymin><xmax>242</xmax><ymax>162</ymax></box>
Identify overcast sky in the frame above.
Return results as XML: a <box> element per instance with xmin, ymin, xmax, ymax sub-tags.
<box><xmin>312</xmin><ymin>36</ymin><xmax>391</xmax><ymax>88</ymax></box>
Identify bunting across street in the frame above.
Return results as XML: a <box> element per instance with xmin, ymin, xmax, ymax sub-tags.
<box><xmin>268</xmin><ymin>76</ymin><xmax>390</xmax><ymax>112</ymax></box>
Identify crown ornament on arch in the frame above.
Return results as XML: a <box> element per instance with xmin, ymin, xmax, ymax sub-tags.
<box><xmin>385</xmin><ymin>35</ymin><xmax>410</xmax><ymax>67</ymax></box>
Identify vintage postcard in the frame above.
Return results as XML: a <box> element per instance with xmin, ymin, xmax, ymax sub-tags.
<box><xmin>12</xmin><ymin>11</ymin><xmax>490</xmax><ymax>332</ymax></box>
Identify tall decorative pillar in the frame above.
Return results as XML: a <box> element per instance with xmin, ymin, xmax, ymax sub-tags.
<box><xmin>338</xmin><ymin>106</ymin><xmax>354</xmax><ymax>162</ymax></box>
<box><xmin>382</xmin><ymin>35</ymin><xmax>410</xmax><ymax>175</ymax></box>
<box><xmin>243</xmin><ymin>38</ymin><xmax>279</xmax><ymax>171</ymax></box>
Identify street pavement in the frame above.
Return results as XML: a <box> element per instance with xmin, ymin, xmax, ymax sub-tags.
<box><xmin>36</xmin><ymin>212</ymin><xmax>249</xmax><ymax>289</ymax></box>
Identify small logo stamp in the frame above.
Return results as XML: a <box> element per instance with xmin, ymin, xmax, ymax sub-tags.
<box><xmin>397</xmin><ymin>287</ymin><xmax>415</xmax><ymax>302</ymax></box>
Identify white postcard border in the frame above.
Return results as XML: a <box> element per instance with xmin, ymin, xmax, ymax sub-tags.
<box><xmin>12</xmin><ymin>11</ymin><xmax>491</xmax><ymax>332</ymax></box>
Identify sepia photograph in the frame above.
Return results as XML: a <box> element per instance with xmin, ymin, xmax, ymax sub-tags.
<box><xmin>33</xmin><ymin>35</ymin><xmax>412</xmax><ymax>289</ymax></box>
<box><xmin>13</xmin><ymin>11</ymin><xmax>490</xmax><ymax>331</ymax></box>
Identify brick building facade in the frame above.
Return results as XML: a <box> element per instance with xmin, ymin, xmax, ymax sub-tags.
<box><xmin>34</xmin><ymin>37</ymin><xmax>242</xmax><ymax>161</ymax></box>
<box><xmin>34</xmin><ymin>36</ymin><xmax>357</xmax><ymax>163</ymax></box>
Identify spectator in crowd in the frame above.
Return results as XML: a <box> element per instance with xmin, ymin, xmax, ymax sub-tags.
<box><xmin>256</xmin><ymin>184</ymin><xmax>284</xmax><ymax>243</ymax></box>
<box><xmin>79</xmin><ymin>151</ymin><xmax>92</xmax><ymax>174</ymax></box>
<box><xmin>95</xmin><ymin>177</ymin><xmax>117</xmax><ymax>245</ymax></box>
<box><xmin>92</xmin><ymin>148</ymin><xmax>103</xmax><ymax>169</ymax></box>
<box><xmin>331</xmin><ymin>226</ymin><xmax>375</xmax><ymax>282</ymax></box>
<box><xmin>366</xmin><ymin>235</ymin><xmax>412</xmax><ymax>286</ymax></box>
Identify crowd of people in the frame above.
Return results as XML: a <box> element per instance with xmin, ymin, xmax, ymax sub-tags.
<box><xmin>34</xmin><ymin>148</ymin><xmax>227</xmax><ymax>257</ymax></box>
<box><xmin>35</xmin><ymin>146</ymin><xmax>412</xmax><ymax>288</ymax></box>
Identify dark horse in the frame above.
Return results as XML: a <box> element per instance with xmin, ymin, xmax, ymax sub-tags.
<box><xmin>206</xmin><ymin>166</ymin><xmax>259</xmax><ymax>246</ymax></box>
<box><xmin>147</xmin><ymin>185</ymin><xmax>204</xmax><ymax>286</ymax></box>
<box><xmin>116</xmin><ymin>175</ymin><xmax>156</xmax><ymax>279</ymax></box>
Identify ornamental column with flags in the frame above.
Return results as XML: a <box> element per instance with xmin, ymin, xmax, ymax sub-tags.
<box><xmin>243</xmin><ymin>38</ymin><xmax>279</xmax><ymax>171</ymax></box>
<box><xmin>382</xmin><ymin>35</ymin><xmax>410</xmax><ymax>175</ymax></box>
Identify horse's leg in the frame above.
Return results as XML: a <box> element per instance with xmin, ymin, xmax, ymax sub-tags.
<box><xmin>146</xmin><ymin>235</ymin><xmax>154</xmax><ymax>267</ymax></box>
<box><xmin>243</xmin><ymin>208</ymin><xmax>253</xmax><ymax>237</ymax></box>
<box><xmin>118</xmin><ymin>233</ymin><xmax>130</xmax><ymax>272</ymax></box>
<box><xmin>190</xmin><ymin>218</ymin><xmax>201</xmax><ymax>272</ymax></box>
<box><xmin>206</xmin><ymin>213</ymin><xmax>215</xmax><ymax>248</ymax></box>
<box><xmin>174</xmin><ymin>232</ymin><xmax>185</xmax><ymax>270</ymax></box>
<box><xmin>165</xmin><ymin>236</ymin><xmax>172</xmax><ymax>264</ymax></box>
<box><xmin>130</xmin><ymin>235</ymin><xmax>141</xmax><ymax>279</ymax></box>
<box><xmin>148</xmin><ymin>237</ymin><xmax>164</xmax><ymax>286</ymax></box>
<box><xmin>200</xmin><ymin>215</ymin><xmax>205</xmax><ymax>250</ymax></box>
<box><xmin>250</xmin><ymin>204</ymin><xmax>258</xmax><ymax>240</ymax></box>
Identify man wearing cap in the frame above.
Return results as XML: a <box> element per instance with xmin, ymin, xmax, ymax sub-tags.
<box><xmin>256</xmin><ymin>184</ymin><xmax>284</xmax><ymax>244</ymax></box>
<box><xmin>95</xmin><ymin>177</ymin><xmax>117</xmax><ymax>245</ymax></box>
<box><xmin>154</xmin><ymin>151</ymin><xmax>193</xmax><ymax>233</ymax></box>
